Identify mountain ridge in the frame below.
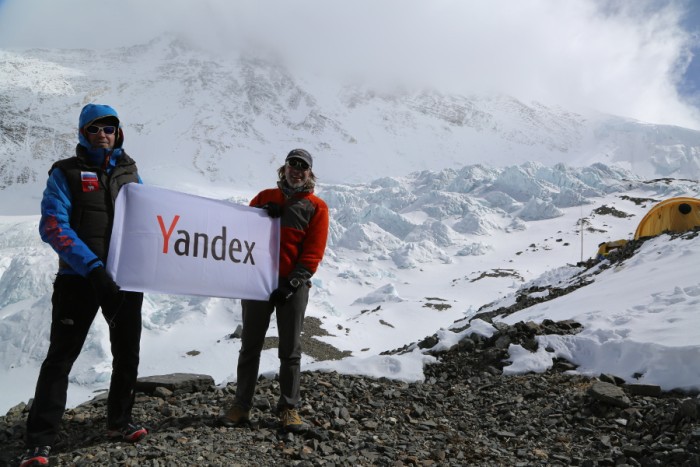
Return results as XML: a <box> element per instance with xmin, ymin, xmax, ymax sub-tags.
<box><xmin>2</xmin><ymin>34</ymin><xmax>700</xmax><ymax>215</ymax></box>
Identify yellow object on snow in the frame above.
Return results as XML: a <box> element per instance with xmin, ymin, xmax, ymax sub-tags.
<box><xmin>634</xmin><ymin>197</ymin><xmax>700</xmax><ymax>240</ymax></box>
<box><xmin>596</xmin><ymin>239</ymin><xmax>628</xmax><ymax>259</ymax></box>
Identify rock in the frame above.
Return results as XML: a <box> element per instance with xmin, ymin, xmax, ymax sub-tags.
<box><xmin>229</xmin><ymin>324</ymin><xmax>243</xmax><ymax>339</ymax></box>
<box><xmin>154</xmin><ymin>387</ymin><xmax>174</xmax><ymax>399</ymax></box>
<box><xmin>624</xmin><ymin>383</ymin><xmax>662</xmax><ymax>397</ymax></box>
<box><xmin>135</xmin><ymin>373</ymin><xmax>214</xmax><ymax>394</ymax></box>
<box><xmin>676</xmin><ymin>398</ymin><xmax>699</xmax><ymax>421</ymax></box>
<box><xmin>589</xmin><ymin>381</ymin><xmax>631</xmax><ymax>408</ymax></box>
<box><xmin>600</xmin><ymin>373</ymin><xmax>625</xmax><ymax>385</ymax></box>
<box><xmin>4</xmin><ymin>402</ymin><xmax>26</xmax><ymax>418</ymax></box>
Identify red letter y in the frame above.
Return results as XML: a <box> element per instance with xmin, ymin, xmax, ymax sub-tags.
<box><xmin>157</xmin><ymin>215</ymin><xmax>180</xmax><ymax>253</ymax></box>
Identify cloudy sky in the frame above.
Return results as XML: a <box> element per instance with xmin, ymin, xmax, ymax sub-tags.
<box><xmin>1</xmin><ymin>0</ymin><xmax>700</xmax><ymax>129</ymax></box>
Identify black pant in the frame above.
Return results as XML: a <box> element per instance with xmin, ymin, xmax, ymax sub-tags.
<box><xmin>235</xmin><ymin>284</ymin><xmax>308</xmax><ymax>411</ymax></box>
<box><xmin>26</xmin><ymin>274</ymin><xmax>143</xmax><ymax>447</ymax></box>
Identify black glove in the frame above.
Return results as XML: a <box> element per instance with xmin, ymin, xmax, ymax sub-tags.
<box><xmin>261</xmin><ymin>202</ymin><xmax>283</xmax><ymax>218</ymax></box>
<box><xmin>87</xmin><ymin>266</ymin><xmax>121</xmax><ymax>303</ymax></box>
<box><xmin>269</xmin><ymin>279</ymin><xmax>299</xmax><ymax>305</ymax></box>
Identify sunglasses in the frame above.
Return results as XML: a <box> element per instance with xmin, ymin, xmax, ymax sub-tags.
<box><xmin>286</xmin><ymin>159</ymin><xmax>310</xmax><ymax>170</ymax></box>
<box><xmin>86</xmin><ymin>125</ymin><xmax>117</xmax><ymax>135</ymax></box>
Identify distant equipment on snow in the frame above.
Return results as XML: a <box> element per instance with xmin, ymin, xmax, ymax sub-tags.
<box><xmin>591</xmin><ymin>197</ymin><xmax>700</xmax><ymax>262</ymax></box>
<box><xmin>634</xmin><ymin>197</ymin><xmax>700</xmax><ymax>240</ymax></box>
<box><xmin>596</xmin><ymin>239</ymin><xmax>628</xmax><ymax>260</ymax></box>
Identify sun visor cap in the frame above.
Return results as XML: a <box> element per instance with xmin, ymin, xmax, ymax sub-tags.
<box><xmin>285</xmin><ymin>148</ymin><xmax>312</xmax><ymax>168</ymax></box>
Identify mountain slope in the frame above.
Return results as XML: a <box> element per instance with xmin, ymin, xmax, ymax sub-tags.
<box><xmin>1</xmin><ymin>158</ymin><xmax>698</xmax><ymax>413</ymax></box>
<box><xmin>2</xmin><ymin>35</ymin><xmax>700</xmax><ymax>215</ymax></box>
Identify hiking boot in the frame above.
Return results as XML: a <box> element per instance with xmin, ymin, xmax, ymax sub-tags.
<box><xmin>220</xmin><ymin>404</ymin><xmax>250</xmax><ymax>427</ymax></box>
<box><xmin>19</xmin><ymin>446</ymin><xmax>50</xmax><ymax>467</ymax></box>
<box><xmin>107</xmin><ymin>422</ymin><xmax>148</xmax><ymax>442</ymax></box>
<box><xmin>279</xmin><ymin>407</ymin><xmax>304</xmax><ymax>432</ymax></box>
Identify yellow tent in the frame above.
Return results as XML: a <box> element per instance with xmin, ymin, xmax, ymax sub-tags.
<box><xmin>634</xmin><ymin>197</ymin><xmax>700</xmax><ymax>240</ymax></box>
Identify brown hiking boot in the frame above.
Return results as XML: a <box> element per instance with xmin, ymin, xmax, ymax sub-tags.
<box><xmin>279</xmin><ymin>407</ymin><xmax>304</xmax><ymax>432</ymax></box>
<box><xmin>220</xmin><ymin>404</ymin><xmax>250</xmax><ymax>427</ymax></box>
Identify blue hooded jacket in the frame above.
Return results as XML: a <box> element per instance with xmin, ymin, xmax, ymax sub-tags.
<box><xmin>39</xmin><ymin>104</ymin><xmax>141</xmax><ymax>276</ymax></box>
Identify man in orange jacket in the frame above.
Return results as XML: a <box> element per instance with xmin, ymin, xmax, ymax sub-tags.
<box><xmin>222</xmin><ymin>148</ymin><xmax>329</xmax><ymax>432</ymax></box>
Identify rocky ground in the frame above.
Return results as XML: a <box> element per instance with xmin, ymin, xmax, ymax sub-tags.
<box><xmin>2</xmin><ymin>236</ymin><xmax>699</xmax><ymax>466</ymax></box>
<box><xmin>2</xmin><ymin>314</ymin><xmax>699</xmax><ymax>466</ymax></box>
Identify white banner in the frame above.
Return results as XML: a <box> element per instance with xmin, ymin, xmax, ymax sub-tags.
<box><xmin>106</xmin><ymin>184</ymin><xmax>279</xmax><ymax>300</ymax></box>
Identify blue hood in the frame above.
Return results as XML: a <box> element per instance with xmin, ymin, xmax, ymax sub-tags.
<box><xmin>78</xmin><ymin>103</ymin><xmax>124</xmax><ymax>165</ymax></box>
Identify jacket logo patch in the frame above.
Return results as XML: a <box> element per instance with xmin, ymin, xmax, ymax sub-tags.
<box><xmin>80</xmin><ymin>171</ymin><xmax>99</xmax><ymax>192</ymax></box>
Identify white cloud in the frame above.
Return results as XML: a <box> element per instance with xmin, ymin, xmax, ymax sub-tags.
<box><xmin>0</xmin><ymin>0</ymin><xmax>699</xmax><ymax>128</ymax></box>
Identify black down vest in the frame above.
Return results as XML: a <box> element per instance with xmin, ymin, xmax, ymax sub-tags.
<box><xmin>51</xmin><ymin>145</ymin><xmax>140</xmax><ymax>270</ymax></box>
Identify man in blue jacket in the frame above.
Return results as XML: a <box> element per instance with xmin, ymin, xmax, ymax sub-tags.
<box><xmin>20</xmin><ymin>104</ymin><xmax>147</xmax><ymax>467</ymax></box>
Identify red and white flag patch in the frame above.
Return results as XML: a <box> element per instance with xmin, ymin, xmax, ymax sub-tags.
<box><xmin>81</xmin><ymin>171</ymin><xmax>99</xmax><ymax>192</ymax></box>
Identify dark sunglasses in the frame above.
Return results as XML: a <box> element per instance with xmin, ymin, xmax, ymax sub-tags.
<box><xmin>86</xmin><ymin>125</ymin><xmax>117</xmax><ymax>135</ymax></box>
<box><xmin>286</xmin><ymin>159</ymin><xmax>310</xmax><ymax>170</ymax></box>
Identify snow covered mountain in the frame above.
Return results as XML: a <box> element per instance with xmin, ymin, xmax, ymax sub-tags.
<box><xmin>1</xmin><ymin>35</ymin><xmax>700</xmax><ymax>414</ymax></box>
<box><xmin>2</xmin><ymin>34</ymin><xmax>700</xmax><ymax>214</ymax></box>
